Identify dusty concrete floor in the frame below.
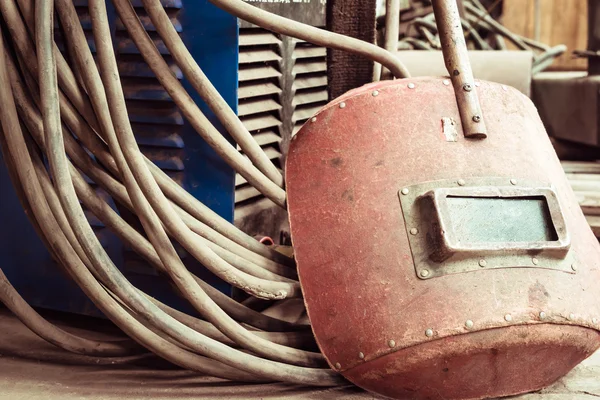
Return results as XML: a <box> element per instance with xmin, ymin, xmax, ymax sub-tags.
<box><xmin>0</xmin><ymin>307</ymin><xmax>598</xmax><ymax>400</ymax></box>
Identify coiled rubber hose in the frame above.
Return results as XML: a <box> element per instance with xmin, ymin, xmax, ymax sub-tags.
<box><xmin>0</xmin><ymin>0</ymin><xmax>410</xmax><ymax>385</ymax></box>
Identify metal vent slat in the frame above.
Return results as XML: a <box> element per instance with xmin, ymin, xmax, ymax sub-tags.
<box><xmin>126</xmin><ymin>103</ymin><xmax>184</xmax><ymax>126</ymax></box>
<box><xmin>293</xmin><ymin>60</ymin><xmax>327</xmax><ymax>74</ymax></box>
<box><xmin>243</xmin><ymin>114</ymin><xmax>282</xmax><ymax>132</ymax></box>
<box><xmin>238</xmin><ymin>98</ymin><xmax>282</xmax><ymax>117</ymax></box>
<box><xmin>292</xmin><ymin>123</ymin><xmax>305</xmax><ymax>136</ymax></box>
<box><xmin>562</xmin><ymin>161</ymin><xmax>600</xmax><ymax>174</ymax></box>
<box><xmin>235</xmin><ymin>174</ymin><xmax>246</xmax><ymax>187</ymax></box>
<box><xmin>239</xmin><ymin>49</ymin><xmax>282</xmax><ymax>64</ymax></box>
<box><xmin>294</xmin><ymin>46</ymin><xmax>327</xmax><ymax>58</ymax></box>
<box><xmin>249</xmin><ymin>130</ymin><xmax>282</xmax><ymax>147</ymax></box>
<box><xmin>262</xmin><ymin>146</ymin><xmax>282</xmax><ymax>160</ymax></box>
<box><xmin>293</xmin><ymin>90</ymin><xmax>328</xmax><ymax>106</ymax></box>
<box><xmin>128</xmin><ymin>0</ymin><xmax>182</xmax><ymax>7</ymax></box>
<box><xmin>235</xmin><ymin>185</ymin><xmax>262</xmax><ymax>204</ymax></box>
<box><xmin>236</xmin><ymin>130</ymin><xmax>281</xmax><ymax>152</ymax></box>
<box><xmin>239</xmin><ymin>31</ymin><xmax>281</xmax><ymax>46</ymax></box>
<box><xmin>294</xmin><ymin>75</ymin><xmax>328</xmax><ymax>90</ymax></box>
<box><xmin>118</xmin><ymin>60</ymin><xmax>183</xmax><ymax>79</ymax></box>
<box><xmin>122</xmin><ymin>81</ymin><xmax>172</xmax><ymax>101</ymax></box>
<box><xmin>239</xmin><ymin>65</ymin><xmax>282</xmax><ymax>82</ymax></box>
<box><xmin>132</xmin><ymin>123</ymin><xmax>184</xmax><ymax>148</ymax></box>
<box><xmin>116</xmin><ymin>15</ymin><xmax>183</xmax><ymax>32</ymax></box>
<box><xmin>140</xmin><ymin>148</ymin><xmax>185</xmax><ymax>171</ymax></box>
<box><xmin>292</xmin><ymin>104</ymin><xmax>324</xmax><ymax>123</ymax></box>
<box><xmin>238</xmin><ymin>82</ymin><xmax>282</xmax><ymax>99</ymax></box>
<box><xmin>118</xmin><ymin>36</ymin><xmax>170</xmax><ymax>55</ymax></box>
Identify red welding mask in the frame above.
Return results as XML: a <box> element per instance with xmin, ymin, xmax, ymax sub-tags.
<box><xmin>286</xmin><ymin>77</ymin><xmax>600</xmax><ymax>400</ymax></box>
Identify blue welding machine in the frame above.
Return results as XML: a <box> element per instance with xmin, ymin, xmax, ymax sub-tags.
<box><xmin>0</xmin><ymin>0</ymin><xmax>238</xmax><ymax>316</ymax></box>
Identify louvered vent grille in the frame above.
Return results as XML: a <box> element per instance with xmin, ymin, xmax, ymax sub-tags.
<box><xmin>290</xmin><ymin>39</ymin><xmax>328</xmax><ymax>136</ymax></box>
<box><xmin>234</xmin><ymin>28</ymin><xmax>328</xmax><ymax>213</ymax></box>
<box><xmin>235</xmin><ymin>28</ymin><xmax>284</xmax><ymax>205</ymax></box>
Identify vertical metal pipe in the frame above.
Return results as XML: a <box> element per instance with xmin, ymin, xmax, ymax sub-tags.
<box><xmin>384</xmin><ymin>0</ymin><xmax>401</xmax><ymax>54</ymax></box>
<box><xmin>380</xmin><ymin>0</ymin><xmax>401</xmax><ymax>79</ymax></box>
<box><xmin>432</xmin><ymin>0</ymin><xmax>488</xmax><ymax>139</ymax></box>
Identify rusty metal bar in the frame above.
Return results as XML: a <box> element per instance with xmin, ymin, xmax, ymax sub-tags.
<box><xmin>432</xmin><ymin>0</ymin><xmax>488</xmax><ymax>139</ymax></box>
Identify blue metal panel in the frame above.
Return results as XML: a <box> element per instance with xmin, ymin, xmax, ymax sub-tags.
<box><xmin>0</xmin><ymin>0</ymin><xmax>238</xmax><ymax>317</ymax></box>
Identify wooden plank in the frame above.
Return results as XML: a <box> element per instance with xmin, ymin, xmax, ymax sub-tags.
<box><xmin>502</xmin><ymin>0</ymin><xmax>588</xmax><ymax>71</ymax></box>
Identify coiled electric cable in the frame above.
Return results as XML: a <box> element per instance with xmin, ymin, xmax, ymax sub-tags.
<box><xmin>6</xmin><ymin>43</ymin><xmax>304</xmax><ymax>339</ymax></box>
<box><xmin>9</xmin><ymin>0</ymin><xmax>296</xmax><ymax>267</ymax></box>
<box><xmin>0</xmin><ymin>0</ymin><xmax>413</xmax><ymax>386</ymax></box>
<box><xmin>0</xmin><ymin>30</ymin><xmax>269</xmax><ymax>383</ymax></box>
<box><xmin>56</xmin><ymin>0</ymin><xmax>300</xmax><ymax>301</ymax></box>
<box><xmin>23</xmin><ymin>0</ymin><xmax>341</xmax><ymax>382</ymax></box>
<box><xmin>27</xmin><ymin>0</ymin><xmax>336</xmax><ymax>384</ymax></box>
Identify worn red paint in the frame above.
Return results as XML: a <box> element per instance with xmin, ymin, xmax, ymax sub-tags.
<box><xmin>286</xmin><ymin>77</ymin><xmax>600</xmax><ymax>400</ymax></box>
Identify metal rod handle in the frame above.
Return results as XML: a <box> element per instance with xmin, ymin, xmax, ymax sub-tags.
<box><xmin>432</xmin><ymin>0</ymin><xmax>488</xmax><ymax>139</ymax></box>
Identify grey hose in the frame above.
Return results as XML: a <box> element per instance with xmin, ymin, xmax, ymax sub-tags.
<box><xmin>0</xmin><ymin>0</ymin><xmax>372</xmax><ymax>386</ymax></box>
<box><xmin>208</xmin><ymin>0</ymin><xmax>411</xmax><ymax>79</ymax></box>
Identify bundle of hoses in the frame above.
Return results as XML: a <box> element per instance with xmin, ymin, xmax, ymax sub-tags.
<box><xmin>0</xmin><ymin>0</ymin><xmax>412</xmax><ymax>386</ymax></box>
<box><xmin>379</xmin><ymin>0</ymin><xmax>566</xmax><ymax>75</ymax></box>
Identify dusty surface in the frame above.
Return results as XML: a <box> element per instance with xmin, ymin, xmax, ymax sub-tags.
<box><xmin>0</xmin><ymin>307</ymin><xmax>597</xmax><ymax>400</ymax></box>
